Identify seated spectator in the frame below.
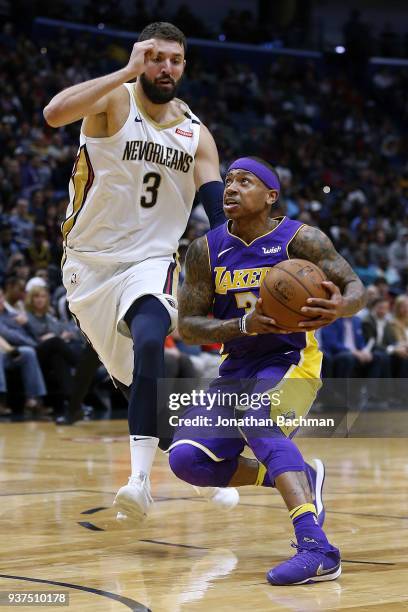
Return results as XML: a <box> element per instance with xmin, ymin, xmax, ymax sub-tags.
<box><xmin>354</xmin><ymin>252</ymin><xmax>380</xmax><ymax>286</ymax></box>
<box><xmin>388</xmin><ymin>229</ymin><xmax>408</xmax><ymax>287</ymax></box>
<box><xmin>0</xmin><ymin>221</ymin><xmax>21</xmax><ymax>284</ymax></box>
<box><xmin>52</xmin><ymin>293</ymin><xmax>114</xmax><ymax>424</ymax></box>
<box><xmin>0</xmin><ymin>334</ymin><xmax>14</xmax><ymax>416</ymax></box>
<box><xmin>374</xmin><ymin>276</ymin><xmax>391</xmax><ymax>300</ymax></box>
<box><xmin>391</xmin><ymin>294</ymin><xmax>408</xmax><ymax>334</ymax></box>
<box><xmin>0</xmin><ymin>289</ymin><xmax>46</xmax><ymax>416</ymax></box>
<box><xmin>25</xmin><ymin>276</ymin><xmax>47</xmax><ymax>293</ymax></box>
<box><xmin>6</xmin><ymin>252</ymin><xmax>30</xmax><ymax>283</ymax></box>
<box><xmin>4</xmin><ymin>275</ymin><xmax>26</xmax><ymax>314</ymax></box>
<box><xmin>376</xmin><ymin>256</ymin><xmax>401</xmax><ymax>288</ymax></box>
<box><xmin>361</xmin><ymin>297</ymin><xmax>394</xmax><ymax>350</ymax></box>
<box><xmin>320</xmin><ymin>316</ymin><xmax>390</xmax><ymax>397</ymax></box>
<box><xmin>350</xmin><ymin>205</ymin><xmax>376</xmax><ymax>236</ymax></box>
<box><xmin>387</xmin><ymin>295</ymin><xmax>408</xmax><ymax>379</ymax></box>
<box><xmin>356</xmin><ymin>284</ymin><xmax>380</xmax><ymax>319</ymax></box>
<box><xmin>25</xmin><ymin>226</ymin><xmax>51</xmax><ymax>271</ymax></box>
<box><xmin>25</xmin><ymin>286</ymin><xmax>81</xmax><ymax>415</ymax></box>
<box><xmin>9</xmin><ymin>197</ymin><xmax>34</xmax><ymax>249</ymax></box>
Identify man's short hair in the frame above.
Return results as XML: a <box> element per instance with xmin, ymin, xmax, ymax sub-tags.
<box><xmin>371</xmin><ymin>297</ymin><xmax>389</xmax><ymax>308</ymax></box>
<box><xmin>138</xmin><ymin>22</ymin><xmax>187</xmax><ymax>53</ymax></box>
<box><xmin>4</xmin><ymin>275</ymin><xmax>22</xmax><ymax>288</ymax></box>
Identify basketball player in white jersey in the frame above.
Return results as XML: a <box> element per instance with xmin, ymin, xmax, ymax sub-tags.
<box><xmin>43</xmin><ymin>22</ymin><xmax>239</xmax><ymax>521</ymax></box>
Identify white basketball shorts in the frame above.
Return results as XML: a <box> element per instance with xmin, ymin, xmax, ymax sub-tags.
<box><xmin>62</xmin><ymin>254</ymin><xmax>179</xmax><ymax>386</ymax></box>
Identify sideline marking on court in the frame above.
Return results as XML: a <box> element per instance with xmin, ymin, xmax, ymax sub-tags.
<box><xmin>139</xmin><ymin>539</ymin><xmax>209</xmax><ymax>550</ymax></box>
<box><xmin>342</xmin><ymin>559</ymin><xmax>396</xmax><ymax>566</ymax></box>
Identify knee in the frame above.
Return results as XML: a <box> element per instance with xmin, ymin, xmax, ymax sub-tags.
<box><xmin>134</xmin><ymin>335</ymin><xmax>164</xmax><ymax>376</ymax></box>
<box><xmin>169</xmin><ymin>444</ymin><xmax>216</xmax><ymax>486</ymax></box>
<box><xmin>136</xmin><ymin>332</ymin><xmax>164</xmax><ymax>359</ymax></box>
<box><xmin>249</xmin><ymin>436</ymin><xmax>304</xmax><ymax>476</ymax></box>
<box><xmin>335</xmin><ymin>351</ymin><xmax>354</xmax><ymax>363</ymax></box>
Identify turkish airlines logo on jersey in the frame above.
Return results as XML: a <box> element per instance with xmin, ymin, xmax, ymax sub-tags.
<box><xmin>176</xmin><ymin>127</ymin><xmax>193</xmax><ymax>138</ymax></box>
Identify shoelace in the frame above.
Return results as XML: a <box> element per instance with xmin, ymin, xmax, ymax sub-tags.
<box><xmin>287</xmin><ymin>541</ymin><xmax>332</xmax><ymax>569</ymax></box>
<box><xmin>290</xmin><ymin>540</ymin><xmax>329</xmax><ymax>553</ymax></box>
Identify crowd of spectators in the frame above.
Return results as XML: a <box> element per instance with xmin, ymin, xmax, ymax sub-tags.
<box><xmin>3</xmin><ymin>1</ymin><xmax>408</xmax><ymax>57</ymax></box>
<box><xmin>0</xmin><ymin>18</ymin><xmax>407</xmax><ymax>420</ymax></box>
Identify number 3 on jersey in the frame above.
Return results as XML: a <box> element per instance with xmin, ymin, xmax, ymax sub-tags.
<box><xmin>141</xmin><ymin>172</ymin><xmax>161</xmax><ymax>208</ymax></box>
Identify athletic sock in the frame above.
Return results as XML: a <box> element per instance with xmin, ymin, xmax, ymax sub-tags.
<box><xmin>290</xmin><ymin>503</ymin><xmax>329</xmax><ymax>547</ymax></box>
<box><xmin>130</xmin><ymin>435</ymin><xmax>159</xmax><ymax>478</ymax></box>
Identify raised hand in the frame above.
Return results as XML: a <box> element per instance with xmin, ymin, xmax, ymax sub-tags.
<box><xmin>124</xmin><ymin>39</ymin><xmax>156</xmax><ymax>79</ymax></box>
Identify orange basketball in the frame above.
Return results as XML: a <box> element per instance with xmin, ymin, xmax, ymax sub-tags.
<box><xmin>259</xmin><ymin>259</ymin><xmax>329</xmax><ymax>331</ymax></box>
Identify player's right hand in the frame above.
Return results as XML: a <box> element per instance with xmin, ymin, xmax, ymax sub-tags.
<box><xmin>125</xmin><ymin>39</ymin><xmax>156</xmax><ymax>79</ymax></box>
<box><xmin>245</xmin><ymin>298</ymin><xmax>290</xmax><ymax>334</ymax></box>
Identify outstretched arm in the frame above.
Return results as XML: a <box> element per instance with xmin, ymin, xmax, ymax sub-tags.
<box><xmin>288</xmin><ymin>225</ymin><xmax>366</xmax><ymax>329</ymax></box>
<box><xmin>179</xmin><ymin>237</ymin><xmax>282</xmax><ymax>343</ymax></box>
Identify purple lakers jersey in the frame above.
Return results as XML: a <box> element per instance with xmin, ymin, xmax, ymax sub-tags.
<box><xmin>206</xmin><ymin>217</ymin><xmax>309</xmax><ymax>361</ymax></box>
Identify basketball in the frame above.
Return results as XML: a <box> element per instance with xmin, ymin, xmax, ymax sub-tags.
<box><xmin>260</xmin><ymin>259</ymin><xmax>329</xmax><ymax>331</ymax></box>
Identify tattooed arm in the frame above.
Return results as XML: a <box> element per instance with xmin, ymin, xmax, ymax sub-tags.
<box><xmin>288</xmin><ymin>225</ymin><xmax>366</xmax><ymax>329</ymax></box>
<box><xmin>179</xmin><ymin>237</ymin><xmax>280</xmax><ymax>344</ymax></box>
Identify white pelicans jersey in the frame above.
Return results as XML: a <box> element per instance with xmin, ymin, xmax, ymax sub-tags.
<box><xmin>62</xmin><ymin>83</ymin><xmax>201</xmax><ymax>264</ymax></box>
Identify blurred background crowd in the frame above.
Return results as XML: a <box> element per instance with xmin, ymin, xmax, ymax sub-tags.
<box><xmin>0</xmin><ymin>1</ymin><xmax>407</xmax><ymax>421</ymax></box>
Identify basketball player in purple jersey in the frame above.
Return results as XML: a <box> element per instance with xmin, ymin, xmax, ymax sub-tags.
<box><xmin>168</xmin><ymin>157</ymin><xmax>366</xmax><ymax>585</ymax></box>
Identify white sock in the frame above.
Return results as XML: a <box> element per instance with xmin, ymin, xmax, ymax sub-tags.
<box><xmin>129</xmin><ymin>435</ymin><xmax>159</xmax><ymax>478</ymax></box>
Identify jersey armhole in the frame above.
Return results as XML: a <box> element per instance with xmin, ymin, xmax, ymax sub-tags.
<box><xmin>286</xmin><ymin>224</ymin><xmax>305</xmax><ymax>259</ymax></box>
<box><xmin>80</xmin><ymin>84</ymin><xmax>132</xmax><ymax>142</ymax></box>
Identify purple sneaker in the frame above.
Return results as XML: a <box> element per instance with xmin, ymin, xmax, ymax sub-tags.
<box><xmin>305</xmin><ymin>458</ymin><xmax>325</xmax><ymax>527</ymax></box>
<box><xmin>267</xmin><ymin>541</ymin><xmax>341</xmax><ymax>586</ymax></box>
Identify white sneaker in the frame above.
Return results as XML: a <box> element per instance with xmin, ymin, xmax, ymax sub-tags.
<box><xmin>193</xmin><ymin>486</ymin><xmax>239</xmax><ymax>511</ymax></box>
<box><xmin>113</xmin><ymin>471</ymin><xmax>153</xmax><ymax>523</ymax></box>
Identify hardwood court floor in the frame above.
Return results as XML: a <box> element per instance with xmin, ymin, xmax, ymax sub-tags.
<box><xmin>0</xmin><ymin>421</ymin><xmax>407</xmax><ymax>611</ymax></box>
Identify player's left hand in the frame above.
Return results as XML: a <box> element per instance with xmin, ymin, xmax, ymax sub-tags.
<box><xmin>297</xmin><ymin>281</ymin><xmax>346</xmax><ymax>330</ymax></box>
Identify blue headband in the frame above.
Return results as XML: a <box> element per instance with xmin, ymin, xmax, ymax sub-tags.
<box><xmin>227</xmin><ymin>157</ymin><xmax>280</xmax><ymax>191</ymax></box>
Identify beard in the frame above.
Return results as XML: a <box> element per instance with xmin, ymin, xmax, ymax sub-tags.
<box><xmin>140</xmin><ymin>73</ymin><xmax>182</xmax><ymax>104</ymax></box>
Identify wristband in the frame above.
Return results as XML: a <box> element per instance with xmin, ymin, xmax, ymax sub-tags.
<box><xmin>239</xmin><ymin>313</ymin><xmax>257</xmax><ymax>336</ymax></box>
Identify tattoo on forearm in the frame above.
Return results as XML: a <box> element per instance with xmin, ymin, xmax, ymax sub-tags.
<box><xmin>178</xmin><ymin>237</ymin><xmax>241</xmax><ymax>344</ymax></box>
<box><xmin>289</xmin><ymin>226</ymin><xmax>366</xmax><ymax>315</ymax></box>
<box><xmin>181</xmin><ymin>316</ymin><xmax>241</xmax><ymax>344</ymax></box>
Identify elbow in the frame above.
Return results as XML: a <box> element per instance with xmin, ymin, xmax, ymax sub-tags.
<box><xmin>178</xmin><ymin>322</ymin><xmax>194</xmax><ymax>345</ymax></box>
<box><xmin>43</xmin><ymin>104</ymin><xmax>64</xmax><ymax>128</ymax></box>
